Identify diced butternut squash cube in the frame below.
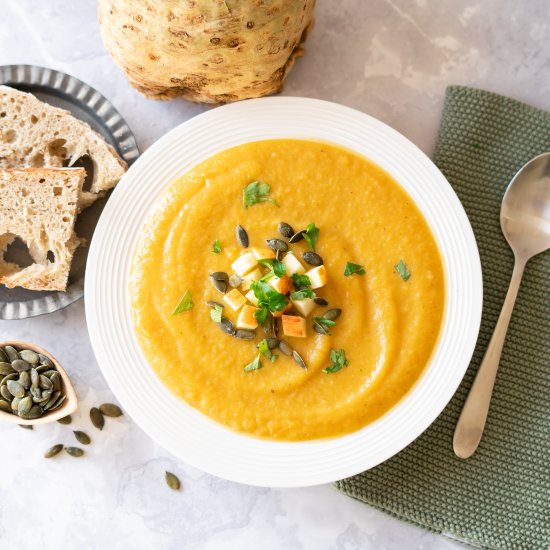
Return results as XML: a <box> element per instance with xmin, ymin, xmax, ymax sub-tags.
<box><xmin>223</xmin><ymin>288</ymin><xmax>247</xmax><ymax>311</ymax></box>
<box><xmin>282</xmin><ymin>252</ymin><xmax>305</xmax><ymax>275</ymax></box>
<box><xmin>268</xmin><ymin>275</ymin><xmax>292</xmax><ymax>295</ymax></box>
<box><xmin>281</xmin><ymin>315</ymin><xmax>307</xmax><ymax>338</ymax></box>
<box><xmin>251</xmin><ymin>247</ymin><xmax>276</xmax><ymax>260</ymax></box>
<box><xmin>241</xmin><ymin>267</ymin><xmax>263</xmax><ymax>291</ymax></box>
<box><xmin>305</xmin><ymin>265</ymin><xmax>327</xmax><ymax>289</ymax></box>
<box><xmin>231</xmin><ymin>252</ymin><xmax>257</xmax><ymax>276</ymax></box>
<box><xmin>245</xmin><ymin>289</ymin><xmax>259</xmax><ymax>306</ymax></box>
<box><xmin>291</xmin><ymin>297</ymin><xmax>316</xmax><ymax>317</ymax></box>
<box><xmin>236</xmin><ymin>304</ymin><xmax>259</xmax><ymax>330</ymax></box>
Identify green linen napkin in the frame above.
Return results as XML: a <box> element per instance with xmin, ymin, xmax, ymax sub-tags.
<box><xmin>336</xmin><ymin>86</ymin><xmax>550</xmax><ymax>550</ymax></box>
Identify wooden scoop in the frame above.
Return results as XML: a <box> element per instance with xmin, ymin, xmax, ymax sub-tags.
<box><xmin>0</xmin><ymin>340</ymin><xmax>77</xmax><ymax>425</ymax></box>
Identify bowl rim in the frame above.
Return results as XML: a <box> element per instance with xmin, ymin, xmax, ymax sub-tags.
<box><xmin>85</xmin><ymin>97</ymin><xmax>483</xmax><ymax>487</ymax></box>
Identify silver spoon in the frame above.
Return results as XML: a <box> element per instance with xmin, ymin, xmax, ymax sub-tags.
<box><xmin>453</xmin><ymin>152</ymin><xmax>550</xmax><ymax>459</ymax></box>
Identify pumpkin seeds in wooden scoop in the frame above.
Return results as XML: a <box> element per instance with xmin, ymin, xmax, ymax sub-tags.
<box><xmin>44</xmin><ymin>444</ymin><xmax>63</xmax><ymax>458</ymax></box>
<box><xmin>11</xmin><ymin>359</ymin><xmax>31</xmax><ymax>373</ymax></box>
<box><xmin>64</xmin><ymin>447</ymin><xmax>84</xmax><ymax>458</ymax></box>
<box><xmin>73</xmin><ymin>431</ymin><xmax>91</xmax><ymax>445</ymax></box>
<box><xmin>0</xmin><ymin>400</ymin><xmax>11</xmax><ymax>413</ymax></box>
<box><xmin>90</xmin><ymin>407</ymin><xmax>104</xmax><ymax>430</ymax></box>
<box><xmin>4</xmin><ymin>346</ymin><xmax>20</xmax><ymax>362</ymax></box>
<box><xmin>99</xmin><ymin>403</ymin><xmax>123</xmax><ymax>418</ymax></box>
<box><xmin>7</xmin><ymin>380</ymin><xmax>25</xmax><ymax>398</ymax></box>
<box><xmin>17</xmin><ymin>396</ymin><xmax>32</xmax><ymax>416</ymax></box>
<box><xmin>19</xmin><ymin>371</ymin><xmax>30</xmax><ymax>390</ymax></box>
<box><xmin>19</xmin><ymin>350</ymin><xmax>39</xmax><ymax>366</ymax></box>
<box><xmin>0</xmin><ymin>362</ymin><xmax>13</xmax><ymax>375</ymax></box>
<box><xmin>0</xmin><ymin>348</ymin><xmax>8</xmax><ymax>363</ymax></box>
<box><xmin>165</xmin><ymin>471</ymin><xmax>181</xmax><ymax>491</ymax></box>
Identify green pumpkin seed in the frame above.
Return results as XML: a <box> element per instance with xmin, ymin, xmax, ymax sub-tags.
<box><xmin>90</xmin><ymin>407</ymin><xmax>104</xmax><ymax>430</ymax></box>
<box><xmin>211</xmin><ymin>278</ymin><xmax>227</xmax><ymax>294</ymax></box>
<box><xmin>11</xmin><ymin>359</ymin><xmax>32</xmax><ymax>373</ymax></box>
<box><xmin>0</xmin><ymin>399</ymin><xmax>11</xmax><ymax>412</ymax></box>
<box><xmin>218</xmin><ymin>317</ymin><xmax>235</xmax><ymax>336</ymax></box>
<box><xmin>314</xmin><ymin>297</ymin><xmax>329</xmax><ymax>306</ymax></box>
<box><xmin>0</xmin><ymin>348</ymin><xmax>8</xmax><ymax>362</ymax></box>
<box><xmin>234</xmin><ymin>329</ymin><xmax>255</xmax><ymax>340</ymax></box>
<box><xmin>236</xmin><ymin>225</ymin><xmax>249</xmax><ymax>248</ymax></box>
<box><xmin>57</xmin><ymin>415</ymin><xmax>72</xmax><ymax>425</ymax></box>
<box><xmin>30</xmin><ymin>386</ymin><xmax>42</xmax><ymax>402</ymax></box>
<box><xmin>30</xmin><ymin>368</ymin><xmax>39</xmax><ymax>387</ymax></box>
<box><xmin>278</xmin><ymin>340</ymin><xmax>293</xmax><ymax>356</ymax></box>
<box><xmin>37</xmin><ymin>354</ymin><xmax>54</xmax><ymax>369</ymax></box>
<box><xmin>4</xmin><ymin>346</ymin><xmax>20</xmax><ymax>362</ymax></box>
<box><xmin>43</xmin><ymin>370</ymin><xmax>57</xmax><ymax>378</ymax></box>
<box><xmin>17</xmin><ymin>396</ymin><xmax>32</xmax><ymax>416</ymax></box>
<box><xmin>302</xmin><ymin>251</ymin><xmax>323</xmax><ymax>266</ymax></box>
<box><xmin>228</xmin><ymin>274</ymin><xmax>242</xmax><ymax>288</ymax></box>
<box><xmin>19</xmin><ymin>350</ymin><xmax>39</xmax><ymax>366</ymax></box>
<box><xmin>49</xmin><ymin>372</ymin><xmax>61</xmax><ymax>392</ymax></box>
<box><xmin>1</xmin><ymin>373</ymin><xmax>18</xmax><ymax>386</ymax></box>
<box><xmin>210</xmin><ymin>271</ymin><xmax>229</xmax><ymax>282</ymax></box>
<box><xmin>278</xmin><ymin>222</ymin><xmax>295</xmax><ymax>239</ymax></box>
<box><xmin>19</xmin><ymin>370</ymin><xmax>31</xmax><ymax>389</ymax></box>
<box><xmin>64</xmin><ymin>446</ymin><xmax>84</xmax><ymax>458</ymax></box>
<box><xmin>206</xmin><ymin>300</ymin><xmax>224</xmax><ymax>308</ymax></box>
<box><xmin>99</xmin><ymin>403</ymin><xmax>123</xmax><ymax>418</ymax></box>
<box><xmin>44</xmin><ymin>444</ymin><xmax>63</xmax><ymax>458</ymax></box>
<box><xmin>0</xmin><ymin>362</ymin><xmax>14</xmax><ymax>375</ymax></box>
<box><xmin>18</xmin><ymin>424</ymin><xmax>33</xmax><ymax>430</ymax></box>
<box><xmin>266</xmin><ymin>238</ymin><xmax>288</xmax><ymax>252</ymax></box>
<box><xmin>7</xmin><ymin>380</ymin><xmax>25</xmax><ymax>398</ymax></box>
<box><xmin>48</xmin><ymin>395</ymin><xmax>65</xmax><ymax>412</ymax></box>
<box><xmin>73</xmin><ymin>431</ymin><xmax>91</xmax><ymax>445</ymax></box>
<box><xmin>43</xmin><ymin>391</ymin><xmax>61</xmax><ymax>411</ymax></box>
<box><xmin>323</xmin><ymin>308</ymin><xmax>342</xmax><ymax>321</ymax></box>
<box><xmin>11</xmin><ymin>397</ymin><xmax>21</xmax><ymax>411</ymax></box>
<box><xmin>36</xmin><ymin>390</ymin><xmax>51</xmax><ymax>404</ymax></box>
<box><xmin>165</xmin><ymin>471</ymin><xmax>181</xmax><ymax>491</ymax></box>
<box><xmin>35</xmin><ymin>365</ymin><xmax>50</xmax><ymax>374</ymax></box>
<box><xmin>266</xmin><ymin>337</ymin><xmax>279</xmax><ymax>350</ymax></box>
<box><xmin>292</xmin><ymin>350</ymin><xmax>307</xmax><ymax>370</ymax></box>
<box><xmin>39</xmin><ymin>375</ymin><xmax>52</xmax><ymax>390</ymax></box>
<box><xmin>21</xmin><ymin>405</ymin><xmax>43</xmax><ymax>419</ymax></box>
<box><xmin>1</xmin><ymin>385</ymin><xmax>13</xmax><ymax>401</ymax></box>
<box><xmin>289</xmin><ymin>230</ymin><xmax>305</xmax><ymax>243</ymax></box>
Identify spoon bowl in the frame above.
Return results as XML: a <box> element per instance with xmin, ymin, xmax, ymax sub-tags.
<box><xmin>0</xmin><ymin>340</ymin><xmax>77</xmax><ymax>425</ymax></box>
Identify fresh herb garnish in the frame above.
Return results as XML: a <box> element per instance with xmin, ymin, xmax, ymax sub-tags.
<box><xmin>291</xmin><ymin>273</ymin><xmax>311</xmax><ymax>288</ymax></box>
<box><xmin>243</xmin><ymin>181</ymin><xmax>279</xmax><ymax>208</ymax></box>
<box><xmin>395</xmin><ymin>260</ymin><xmax>411</xmax><ymax>281</ymax></box>
<box><xmin>212</xmin><ymin>239</ymin><xmax>222</xmax><ymax>254</ymax></box>
<box><xmin>244</xmin><ymin>354</ymin><xmax>263</xmax><ymax>372</ymax></box>
<box><xmin>250</xmin><ymin>280</ymin><xmax>288</xmax><ymax>312</ymax></box>
<box><xmin>209</xmin><ymin>303</ymin><xmax>223</xmax><ymax>323</ymax></box>
<box><xmin>290</xmin><ymin>289</ymin><xmax>315</xmax><ymax>301</ymax></box>
<box><xmin>258</xmin><ymin>339</ymin><xmax>277</xmax><ymax>363</ymax></box>
<box><xmin>313</xmin><ymin>317</ymin><xmax>336</xmax><ymax>335</ymax></box>
<box><xmin>344</xmin><ymin>262</ymin><xmax>366</xmax><ymax>277</ymax></box>
<box><xmin>303</xmin><ymin>223</ymin><xmax>319</xmax><ymax>250</ymax></box>
<box><xmin>172</xmin><ymin>290</ymin><xmax>193</xmax><ymax>315</ymax></box>
<box><xmin>258</xmin><ymin>259</ymin><xmax>286</xmax><ymax>278</ymax></box>
<box><xmin>322</xmin><ymin>348</ymin><xmax>349</xmax><ymax>373</ymax></box>
<box><xmin>254</xmin><ymin>307</ymin><xmax>269</xmax><ymax>325</ymax></box>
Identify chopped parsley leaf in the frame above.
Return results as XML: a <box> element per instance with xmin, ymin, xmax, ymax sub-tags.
<box><xmin>344</xmin><ymin>262</ymin><xmax>366</xmax><ymax>277</ymax></box>
<box><xmin>172</xmin><ymin>290</ymin><xmax>193</xmax><ymax>315</ymax></box>
<box><xmin>322</xmin><ymin>348</ymin><xmax>349</xmax><ymax>374</ymax></box>
<box><xmin>243</xmin><ymin>181</ymin><xmax>279</xmax><ymax>208</ymax></box>
<box><xmin>395</xmin><ymin>260</ymin><xmax>411</xmax><ymax>281</ymax></box>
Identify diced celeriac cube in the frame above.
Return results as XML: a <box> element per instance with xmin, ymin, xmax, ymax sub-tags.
<box><xmin>236</xmin><ymin>304</ymin><xmax>259</xmax><ymax>330</ymax></box>
<box><xmin>223</xmin><ymin>288</ymin><xmax>247</xmax><ymax>311</ymax></box>
<box><xmin>251</xmin><ymin>247</ymin><xmax>276</xmax><ymax>260</ymax></box>
<box><xmin>231</xmin><ymin>252</ymin><xmax>258</xmax><ymax>276</ymax></box>
<box><xmin>281</xmin><ymin>315</ymin><xmax>307</xmax><ymax>338</ymax></box>
<box><xmin>305</xmin><ymin>265</ymin><xmax>327</xmax><ymax>289</ymax></box>
<box><xmin>268</xmin><ymin>275</ymin><xmax>292</xmax><ymax>295</ymax></box>
<box><xmin>282</xmin><ymin>252</ymin><xmax>305</xmax><ymax>275</ymax></box>
<box><xmin>291</xmin><ymin>297</ymin><xmax>316</xmax><ymax>317</ymax></box>
<box><xmin>245</xmin><ymin>289</ymin><xmax>259</xmax><ymax>306</ymax></box>
<box><xmin>241</xmin><ymin>267</ymin><xmax>263</xmax><ymax>291</ymax></box>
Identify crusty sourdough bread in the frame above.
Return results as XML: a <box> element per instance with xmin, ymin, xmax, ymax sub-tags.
<box><xmin>0</xmin><ymin>85</ymin><xmax>127</xmax><ymax>209</ymax></box>
<box><xmin>0</xmin><ymin>167</ymin><xmax>85</xmax><ymax>291</ymax></box>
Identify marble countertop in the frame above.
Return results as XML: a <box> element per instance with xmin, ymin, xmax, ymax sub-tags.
<box><xmin>1</xmin><ymin>1</ymin><xmax>549</xmax><ymax>548</ymax></box>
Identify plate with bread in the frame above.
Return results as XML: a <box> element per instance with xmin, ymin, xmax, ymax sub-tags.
<box><xmin>0</xmin><ymin>65</ymin><xmax>138</xmax><ymax>319</ymax></box>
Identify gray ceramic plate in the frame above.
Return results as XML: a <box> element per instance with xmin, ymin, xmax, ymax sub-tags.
<box><xmin>0</xmin><ymin>64</ymin><xmax>139</xmax><ymax>320</ymax></box>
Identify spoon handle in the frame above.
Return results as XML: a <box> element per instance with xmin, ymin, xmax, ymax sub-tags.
<box><xmin>453</xmin><ymin>258</ymin><xmax>526</xmax><ymax>458</ymax></box>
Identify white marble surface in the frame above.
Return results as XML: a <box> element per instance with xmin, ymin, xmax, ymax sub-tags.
<box><xmin>1</xmin><ymin>1</ymin><xmax>549</xmax><ymax>548</ymax></box>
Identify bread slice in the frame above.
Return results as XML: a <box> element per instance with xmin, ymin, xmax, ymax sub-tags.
<box><xmin>0</xmin><ymin>85</ymin><xmax>127</xmax><ymax>209</ymax></box>
<box><xmin>0</xmin><ymin>167</ymin><xmax>85</xmax><ymax>291</ymax></box>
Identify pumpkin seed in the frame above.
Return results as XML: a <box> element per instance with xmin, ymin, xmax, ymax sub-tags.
<box><xmin>44</xmin><ymin>444</ymin><xmax>63</xmax><ymax>458</ymax></box>
<box><xmin>278</xmin><ymin>340</ymin><xmax>293</xmax><ymax>356</ymax></box>
<box><xmin>43</xmin><ymin>370</ymin><xmax>57</xmax><ymax>378</ymax></box>
<box><xmin>11</xmin><ymin>359</ymin><xmax>32</xmax><ymax>373</ymax></box>
<box><xmin>314</xmin><ymin>297</ymin><xmax>329</xmax><ymax>306</ymax></box>
<box><xmin>210</xmin><ymin>271</ymin><xmax>229</xmax><ymax>282</ymax></box>
<box><xmin>19</xmin><ymin>350</ymin><xmax>39</xmax><ymax>366</ymax></box>
<box><xmin>292</xmin><ymin>350</ymin><xmax>307</xmax><ymax>370</ymax></box>
<box><xmin>323</xmin><ymin>308</ymin><xmax>342</xmax><ymax>321</ymax></box>
<box><xmin>266</xmin><ymin>337</ymin><xmax>279</xmax><ymax>350</ymax></box>
<box><xmin>37</xmin><ymin>354</ymin><xmax>54</xmax><ymax>369</ymax></box>
<box><xmin>39</xmin><ymin>375</ymin><xmax>52</xmax><ymax>390</ymax></box>
<box><xmin>73</xmin><ymin>431</ymin><xmax>91</xmax><ymax>445</ymax></box>
<box><xmin>18</xmin><ymin>424</ymin><xmax>33</xmax><ymax>430</ymax></box>
<box><xmin>0</xmin><ymin>362</ymin><xmax>13</xmax><ymax>375</ymax></box>
<box><xmin>35</xmin><ymin>365</ymin><xmax>49</xmax><ymax>374</ymax></box>
<box><xmin>236</xmin><ymin>225</ymin><xmax>249</xmax><ymax>248</ymax></box>
<box><xmin>17</xmin><ymin>396</ymin><xmax>32</xmax><ymax>416</ymax></box>
<box><xmin>19</xmin><ymin>371</ymin><xmax>31</xmax><ymax>389</ymax></box>
<box><xmin>228</xmin><ymin>274</ymin><xmax>242</xmax><ymax>288</ymax></box>
<box><xmin>302</xmin><ymin>251</ymin><xmax>323</xmax><ymax>266</ymax></box>
<box><xmin>64</xmin><ymin>447</ymin><xmax>84</xmax><ymax>458</ymax></box>
<box><xmin>0</xmin><ymin>399</ymin><xmax>11</xmax><ymax>412</ymax></box>
<box><xmin>48</xmin><ymin>395</ymin><xmax>65</xmax><ymax>412</ymax></box>
<box><xmin>210</xmin><ymin>278</ymin><xmax>227</xmax><ymax>294</ymax></box>
<box><xmin>30</xmin><ymin>368</ymin><xmax>39</xmax><ymax>387</ymax></box>
<box><xmin>90</xmin><ymin>407</ymin><xmax>104</xmax><ymax>430</ymax></box>
<box><xmin>1</xmin><ymin>373</ymin><xmax>18</xmax><ymax>385</ymax></box>
<box><xmin>165</xmin><ymin>471</ymin><xmax>181</xmax><ymax>491</ymax></box>
<box><xmin>289</xmin><ymin>230</ymin><xmax>305</xmax><ymax>243</ymax></box>
<box><xmin>11</xmin><ymin>397</ymin><xmax>20</xmax><ymax>411</ymax></box>
<box><xmin>21</xmin><ymin>405</ymin><xmax>42</xmax><ymax>420</ymax></box>
<box><xmin>4</xmin><ymin>346</ymin><xmax>20</xmax><ymax>362</ymax></box>
<box><xmin>36</xmin><ymin>390</ymin><xmax>50</xmax><ymax>404</ymax></box>
<box><xmin>43</xmin><ymin>391</ymin><xmax>61</xmax><ymax>411</ymax></box>
<box><xmin>313</xmin><ymin>321</ymin><xmax>330</xmax><ymax>335</ymax></box>
<box><xmin>234</xmin><ymin>329</ymin><xmax>255</xmax><ymax>340</ymax></box>
<box><xmin>278</xmin><ymin>222</ymin><xmax>295</xmax><ymax>239</ymax></box>
<box><xmin>50</xmin><ymin>372</ymin><xmax>61</xmax><ymax>392</ymax></box>
<box><xmin>0</xmin><ymin>348</ymin><xmax>8</xmax><ymax>362</ymax></box>
<box><xmin>7</xmin><ymin>380</ymin><xmax>25</xmax><ymax>398</ymax></box>
<box><xmin>266</xmin><ymin>238</ymin><xmax>288</xmax><ymax>252</ymax></box>
<box><xmin>206</xmin><ymin>300</ymin><xmax>224</xmax><ymax>308</ymax></box>
<box><xmin>30</xmin><ymin>386</ymin><xmax>42</xmax><ymax>402</ymax></box>
<box><xmin>275</xmin><ymin>249</ymin><xmax>283</xmax><ymax>261</ymax></box>
<box><xmin>1</xmin><ymin>385</ymin><xmax>13</xmax><ymax>401</ymax></box>
<box><xmin>218</xmin><ymin>317</ymin><xmax>235</xmax><ymax>336</ymax></box>
<box><xmin>57</xmin><ymin>415</ymin><xmax>72</xmax><ymax>425</ymax></box>
<box><xmin>273</xmin><ymin>317</ymin><xmax>280</xmax><ymax>337</ymax></box>
<box><xmin>99</xmin><ymin>403</ymin><xmax>123</xmax><ymax>418</ymax></box>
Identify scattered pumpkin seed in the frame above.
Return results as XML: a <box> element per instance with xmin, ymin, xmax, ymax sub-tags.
<box><xmin>0</xmin><ymin>362</ymin><xmax>13</xmax><ymax>375</ymax></box>
<box><xmin>7</xmin><ymin>380</ymin><xmax>25</xmax><ymax>398</ymax></box>
<box><xmin>165</xmin><ymin>471</ymin><xmax>181</xmax><ymax>491</ymax></box>
<box><xmin>0</xmin><ymin>399</ymin><xmax>11</xmax><ymax>412</ymax></box>
<box><xmin>210</xmin><ymin>271</ymin><xmax>229</xmax><ymax>282</ymax></box>
<box><xmin>228</xmin><ymin>274</ymin><xmax>242</xmax><ymax>288</ymax></box>
<box><xmin>218</xmin><ymin>317</ymin><xmax>236</xmax><ymax>336</ymax></box>
<box><xmin>236</xmin><ymin>225</ymin><xmax>249</xmax><ymax>248</ymax></box>
<box><xmin>44</xmin><ymin>444</ymin><xmax>63</xmax><ymax>458</ymax></box>
<box><xmin>266</xmin><ymin>337</ymin><xmax>279</xmax><ymax>350</ymax></box>
<box><xmin>314</xmin><ymin>297</ymin><xmax>329</xmax><ymax>306</ymax></box>
<box><xmin>90</xmin><ymin>407</ymin><xmax>104</xmax><ymax>430</ymax></box>
<box><xmin>64</xmin><ymin>446</ymin><xmax>84</xmax><ymax>458</ymax></box>
<box><xmin>37</xmin><ymin>354</ymin><xmax>54</xmax><ymax>369</ymax></box>
<box><xmin>20</xmin><ymin>350</ymin><xmax>39</xmax><ymax>365</ymax></box>
<box><xmin>303</xmin><ymin>251</ymin><xmax>323</xmax><ymax>266</ymax></box>
<box><xmin>4</xmin><ymin>346</ymin><xmax>20</xmax><ymax>362</ymax></box>
<box><xmin>73</xmin><ymin>430</ymin><xmax>91</xmax><ymax>445</ymax></box>
<box><xmin>278</xmin><ymin>340</ymin><xmax>293</xmax><ymax>356</ymax></box>
<box><xmin>57</xmin><ymin>415</ymin><xmax>72</xmax><ymax>425</ymax></box>
<box><xmin>323</xmin><ymin>308</ymin><xmax>342</xmax><ymax>321</ymax></box>
<box><xmin>18</xmin><ymin>423</ymin><xmax>33</xmax><ymax>430</ymax></box>
<box><xmin>99</xmin><ymin>403</ymin><xmax>123</xmax><ymax>418</ymax></box>
<box><xmin>11</xmin><ymin>359</ymin><xmax>32</xmax><ymax>373</ymax></box>
<box><xmin>0</xmin><ymin>348</ymin><xmax>8</xmax><ymax>362</ymax></box>
<box><xmin>17</xmin><ymin>396</ymin><xmax>32</xmax><ymax>416</ymax></box>
<box><xmin>210</xmin><ymin>278</ymin><xmax>227</xmax><ymax>294</ymax></box>
<box><xmin>234</xmin><ymin>329</ymin><xmax>255</xmax><ymax>340</ymax></box>
<box><xmin>19</xmin><ymin>371</ymin><xmax>31</xmax><ymax>389</ymax></box>
<box><xmin>278</xmin><ymin>222</ymin><xmax>295</xmax><ymax>239</ymax></box>
<box><xmin>266</xmin><ymin>238</ymin><xmax>288</xmax><ymax>252</ymax></box>
<box><xmin>289</xmin><ymin>230</ymin><xmax>305</xmax><ymax>243</ymax></box>
<box><xmin>292</xmin><ymin>350</ymin><xmax>307</xmax><ymax>370</ymax></box>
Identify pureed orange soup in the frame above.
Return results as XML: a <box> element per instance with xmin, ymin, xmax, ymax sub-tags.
<box><xmin>131</xmin><ymin>139</ymin><xmax>445</xmax><ymax>441</ymax></box>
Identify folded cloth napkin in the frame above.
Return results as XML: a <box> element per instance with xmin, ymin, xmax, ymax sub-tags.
<box><xmin>336</xmin><ymin>86</ymin><xmax>550</xmax><ymax>550</ymax></box>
